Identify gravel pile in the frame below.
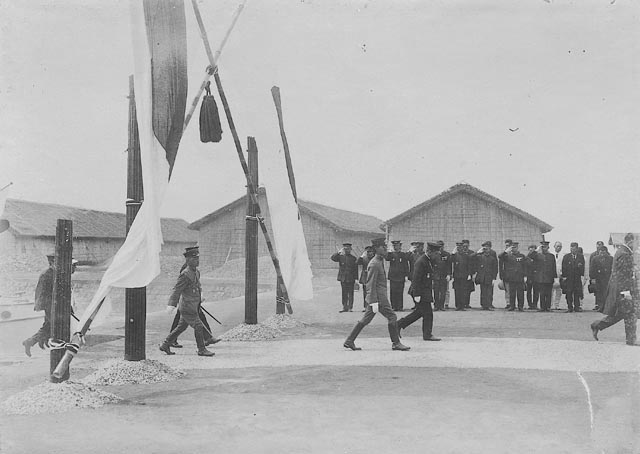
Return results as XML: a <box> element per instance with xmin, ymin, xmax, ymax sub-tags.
<box><xmin>219</xmin><ymin>323</ymin><xmax>282</xmax><ymax>341</ymax></box>
<box><xmin>262</xmin><ymin>314</ymin><xmax>308</xmax><ymax>330</ymax></box>
<box><xmin>1</xmin><ymin>381</ymin><xmax>121</xmax><ymax>415</ymax></box>
<box><xmin>82</xmin><ymin>359</ymin><xmax>185</xmax><ymax>386</ymax></box>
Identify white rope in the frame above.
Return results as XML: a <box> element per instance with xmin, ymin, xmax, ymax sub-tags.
<box><xmin>576</xmin><ymin>370</ymin><xmax>595</xmax><ymax>432</ymax></box>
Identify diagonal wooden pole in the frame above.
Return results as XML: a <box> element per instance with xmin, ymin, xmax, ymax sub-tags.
<box><xmin>190</xmin><ymin>0</ymin><xmax>293</xmax><ymax>314</ymax></box>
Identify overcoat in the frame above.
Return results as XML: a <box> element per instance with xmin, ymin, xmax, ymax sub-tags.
<box><xmin>330</xmin><ymin>252</ymin><xmax>358</xmax><ymax>282</ymax></box>
<box><xmin>603</xmin><ymin>245</ymin><xmax>637</xmax><ymax>317</ymax></box>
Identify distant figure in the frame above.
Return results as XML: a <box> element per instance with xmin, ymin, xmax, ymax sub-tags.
<box><xmin>452</xmin><ymin>241</ymin><xmax>474</xmax><ymax>311</ymax></box>
<box><xmin>343</xmin><ymin>238</ymin><xmax>410</xmax><ymax>351</ymax></box>
<box><xmin>499</xmin><ymin>242</ymin><xmax>527</xmax><ymax>312</ymax></box>
<box><xmin>525</xmin><ymin>244</ymin><xmax>540</xmax><ymax>310</ymax></box>
<box><xmin>590</xmin><ymin>245</ymin><xmax>613</xmax><ymax>312</ymax></box>
<box><xmin>356</xmin><ymin>246</ymin><xmax>375</xmax><ymax>311</ymax></box>
<box><xmin>331</xmin><ymin>243</ymin><xmax>359</xmax><ymax>313</ymax></box>
<box><xmin>386</xmin><ymin>240</ymin><xmax>410</xmax><ymax>311</ymax></box>
<box><xmin>591</xmin><ymin>233</ymin><xmax>638</xmax><ymax>346</ymax></box>
<box><xmin>561</xmin><ymin>242</ymin><xmax>585</xmax><ymax>312</ymax></box>
<box><xmin>475</xmin><ymin>241</ymin><xmax>498</xmax><ymax>310</ymax></box>
<box><xmin>529</xmin><ymin>241</ymin><xmax>557</xmax><ymax>312</ymax></box>
<box><xmin>551</xmin><ymin>241</ymin><xmax>565</xmax><ymax>310</ymax></box>
<box><xmin>436</xmin><ymin>240</ymin><xmax>452</xmax><ymax>310</ymax></box>
<box><xmin>499</xmin><ymin>239</ymin><xmax>513</xmax><ymax>308</ymax></box>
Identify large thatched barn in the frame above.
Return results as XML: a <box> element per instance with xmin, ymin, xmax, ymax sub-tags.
<box><xmin>189</xmin><ymin>189</ymin><xmax>384</xmax><ymax>271</ymax></box>
<box><xmin>384</xmin><ymin>184</ymin><xmax>553</xmax><ymax>250</ymax></box>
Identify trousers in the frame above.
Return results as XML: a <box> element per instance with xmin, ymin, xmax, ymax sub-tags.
<box><xmin>389</xmin><ymin>280</ymin><xmax>405</xmax><ymax>311</ymax></box>
<box><xmin>341</xmin><ymin>281</ymin><xmax>355</xmax><ymax>311</ymax></box>
<box><xmin>397</xmin><ymin>300</ymin><xmax>433</xmax><ymax>339</ymax></box>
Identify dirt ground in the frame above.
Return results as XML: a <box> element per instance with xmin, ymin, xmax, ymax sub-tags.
<box><xmin>1</xmin><ymin>283</ymin><xmax>639</xmax><ymax>454</ymax></box>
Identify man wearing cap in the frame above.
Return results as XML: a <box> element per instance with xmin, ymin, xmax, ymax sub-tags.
<box><xmin>591</xmin><ymin>233</ymin><xmax>639</xmax><ymax>346</ymax></box>
<box><xmin>343</xmin><ymin>238</ymin><xmax>410</xmax><ymax>351</ymax></box>
<box><xmin>525</xmin><ymin>245</ymin><xmax>540</xmax><ymax>310</ymax></box>
<box><xmin>551</xmin><ymin>241</ymin><xmax>565</xmax><ymax>310</ymax></box>
<box><xmin>434</xmin><ymin>240</ymin><xmax>452</xmax><ymax>310</ymax></box>
<box><xmin>561</xmin><ymin>242</ymin><xmax>586</xmax><ymax>312</ymax></box>
<box><xmin>475</xmin><ymin>241</ymin><xmax>498</xmax><ymax>310</ymax></box>
<box><xmin>331</xmin><ymin>243</ymin><xmax>359</xmax><ymax>312</ymax></box>
<box><xmin>22</xmin><ymin>254</ymin><xmax>77</xmax><ymax>357</ymax></box>
<box><xmin>590</xmin><ymin>245</ymin><xmax>613</xmax><ymax>313</ymax></box>
<box><xmin>356</xmin><ymin>246</ymin><xmax>375</xmax><ymax>311</ymax></box>
<box><xmin>452</xmin><ymin>241</ymin><xmax>475</xmax><ymax>311</ymax></box>
<box><xmin>498</xmin><ymin>239</ymin><xmax>513</xmax><ymax>308</ymax></box>
<box><xmin>529</xmin><ymin>241</ymin><xmax>557</xmax><ymax>312</ymax></box>
<box><xmin>499</xmin><ymin>242</ymin><xmax>527</xmax><ymax>311</ymax></box>
<box><xmin>160</xmin><ymin>246</ymin><xmax>215</xmax><ymax>357</ymax></box>
<box><xmin>386</xmin><ymin>240</ymin><xmax>410</xmax><ymax>311</ymax></box>
<box><xmin>397</xmin><ymin>242</ymin><xmax>440</xmax><ymax>341</ymax></box>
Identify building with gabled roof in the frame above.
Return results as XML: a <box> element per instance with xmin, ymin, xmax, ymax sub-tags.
<box><xmin>0</xmin><ymin>198</ymin><xmax>197</xmax><ymax>273</ymax></box>
<box><xmin>383</xmin><ymin>183</ymin><xmax>553</xmax><ymax>251</ymax></box>
<box><xmin>189</xmin><ymin>188</ymin><xmax>384</xmax><ymax>271</ymax></box>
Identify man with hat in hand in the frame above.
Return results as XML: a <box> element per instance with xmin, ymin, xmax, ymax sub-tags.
<box><xmin>386</xmin><ymin>240</ymin><xmax>410</xmax><ymax>311</ymax></box>
<box><xmin>591</xmin><ymin>233</ymin><xmax>638</xmax><ymax>346</ymax></box>
<box><xmin>357</xmin><ymin>246</ymin><xmax>375</xmax><ymax>311</ymax></box>
<box><xmin>475</xmin><ymin>241</ymin><xmax>498</xmax><ymax>310</ymax></box>
<box><xmin>398</xmin><ymin>242</ymin><xmax>441</xmax><ymax>341</ymax></box>
<box><xmin>500</xmin><ymin>242</ymin><xmax>527</xmax><ymax>311</ymax></box>
<box><xmin>331</xmin><ymin>243</ymin><xmax>359</xmax><ymax>312</ymax></box>
<box><xmin>561</xmin><ymin>242</ymin><xmax>586</xmax><ymax>312</ymax></box>
<box><xmin>343</xmin><ymin>238</ymin><xmax>410</xmax><ymax>351</ymax></box>
<box><xmin>160</xmin><ymin>246</ymin><xmax>215</xmax><ymax>357</ymax></box>
<box><xmin>529</xmin><ymin>241</ymin><xmax>557</xmax><ymax>312</ymax></box>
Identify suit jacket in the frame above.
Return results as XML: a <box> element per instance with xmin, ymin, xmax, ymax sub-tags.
<box><xmin>34</xmin><ymin>266</ymin><xmax>55</xmax><ymax>312</ymax></box>
<box><xmin>499</xmin><ymin>252</ymin><xmax>527</xmax><ymax>283</ymax></box>
<box><xmin>590</xmin><ymin>253</ymin><xmax>613</xmax><ymax>283</ymax></box>
<box><xmin>452</xmin><ymin>251</ymin><xmax>474</xmax><ymax>289</ymax></box>
<box><xmin>561</xmin><ymin>253</ymin><xmax>585</xmax><ymax>292</ymax></box>
<box><xmin>430</xmin><ymin>250</ymin><xmax>451</xmax><ymax>280</ymax></box>
<box><xmin>529</xmin><ymin>251</ymin><xmax>557</xmax><ymax>284</ymax></box>
<box><xmin>365</xmin><ymin>255</ymin><xmax>389</xmax><ymax>305</ymax></box>
<box><xmin>330</xmin><ymin>252</ymin><xmax>358</xmax><ymax>282</ymax></box>
<box><xmin>385</xmin><ymin>251</ymin><xmax>410</xmax><ymax>282</ymax></box>
<box><xmin>475</xmin><ymin>251</ymin><xmax>498</xmax><ymax>284</ymax></box>
<box><xmin>603</xmin><ymin>245</ymin><xmax>636</xmax><ymax>316</ymax></box>
<box><xmin>409</xmin><ymin>254</ymin><xmax>434</xmax><ymax>302</ymax></box>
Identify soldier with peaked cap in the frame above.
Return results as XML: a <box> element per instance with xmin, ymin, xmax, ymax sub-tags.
<box><xmin>398</xmin><ymin>242</ymin><xmax>441</xmax><ymax>341</ymax></box>
<box><xmin>160</xmin><ymin>246</ymin><xmax>215</xmax><ymax>357</ymax></box>
<box><xmin>434</xmin><ymin>240</ymin><xmax>452</xmax><ymax>310</ymax></box>
<box><xmin>475</xmin><ymin>241</ymin><xmax>498</xmax><ymax>310</ymax></box>
<box><xmin>386</xmin><ymin>240</ymin><xmax>410</xmax><ymax>311</ymax></box>
<box><xmin>590</xmin><ymin>245</ymin><xmax>612</xmax><ymax>313</ymax></box>
<box><xmin>500</xmin><ymin>242</ymin><xmax>527</xmax><ymax>311</ymax></box>
<box><xmin>331</xmin><ymin>242</ymin><xmax>359</xmax><ymax>312</ymax></box>
<box><xmin>529</xmin><ymin>241</ymin><xmax>557</xmax><ymax>311</ymax></box>
<box><xmin>525</xmin><ymin>244</ymin><xmax>540</xmax><ymax>310</ymax></box>
<box><xmin>356</xmin><ymin>245</ymin><xmax>375</xmax><ymax>311</ymax></box>
<box><xmin>591</xmin><ymin>233</ymin><xmax>639</xmax><ymax>346</ymax></box>
<box><xmin>498</xmin><ymin>239</ymin><xmax>513</xmax><ymax>308</ymax></box>
<box><xmin>561</xmin><ymin>242</ymin><xmax>585</xmax><ymax>312</ymax></box>
<box><xmin>343</xmin><ymin>238</ymin><xmax>410</xmax><ymax>351</ymax></box>
<box><xmin>452</xmin><ymin>241</ymin><xmax>475</xmax><ymax>310</ymax></box>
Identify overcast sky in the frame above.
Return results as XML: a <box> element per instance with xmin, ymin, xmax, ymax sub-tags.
<box><xmin>1</xmin><ymin>0</ymin><xmax>639</xmax><ymax>251</ymax></box>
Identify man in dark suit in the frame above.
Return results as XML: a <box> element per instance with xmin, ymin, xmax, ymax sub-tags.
<box><xmin>529</xmin><ymin>241</ymin><xmax>557</xmax><ymax>311</ymax></box>
<box><xmin>452</xmin><ymin>241</ymin><xmax>475</xmax><ymax>311</ymax></box>
<box><xmin>561</xmin><ymin>242</ymin><xmax>586</xmax><ymax>312</ymax></box>
<box><xmin>591</xmin><ymin>233</ymin><xmax>638</xmax><ymax>345</ymax></box>
<box><xmin>500</xmin><ymin>242</ymin><xmax>527</xmax><ymax>311</ymax></box>
<box><xmin>356</xmin><ymin>246</ymin><xmax>375</xmax><ymax>311</ymax></box>
<box><xmin>525</xmin><ymin>245</ymin><xmax>540</xmax><ymax>310</ymax></box>
<box><xmin>475</xmin><ymin>241</ymin><xmax>498</xmax><ymax>310</ymax></box>
<box><xmin>386</xmin><ymin>240</ymin><xmax>410</xmax><ymax>311</ymax></box>
<box><xmin>397</xmin><ymin>242</ymin><xmax>440</xmax><ymax>341</ymax></box>
<box><xmin>590</xmin><ymin>245</ymin><xmax>613</xmax><ymax>313</ymax></box>
<box><xmin>331</xmin><ymin>243</ymin><xmax>359</xmax><ymax>312</ymax></box>
<box><xmin>436</xmin><ymin>240</ymin><xmax>452</xmax><ymax>310</ymax></box>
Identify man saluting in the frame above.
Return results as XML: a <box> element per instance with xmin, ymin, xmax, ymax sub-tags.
<box><xmin>160</xmin><ymin>246</ymin><xmax>215</xmax><ymax>357</ymax></box>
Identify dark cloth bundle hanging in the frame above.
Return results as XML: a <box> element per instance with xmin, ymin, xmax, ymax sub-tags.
<box><xmin>199</xmin><ymin>81</ymin><xmax>223</xmax><ymax>143</ymax></box>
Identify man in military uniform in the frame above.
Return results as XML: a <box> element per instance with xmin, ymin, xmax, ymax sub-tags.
<box><xmin>343</xmin><ymin>238</ymin><xmax>410</xmax><ymax>351</ymax></box>
<box><xmin>356</xmin><ymin>246</ymin><xmax>375</xmax><ymax>311</ymax></box>
<box><xmin>561</xmin><ymin>242</ymin><xmax>586</xmax><ymax>312</ymax></box>
<box><xmin>397</xmin><ymin>242</ymin><xmax>440</xmax><ymax>341</ymax></box>
<box><xmin>452</xmin><ymin>241</ymin><xmax>475</xmax><ymax>311</ymax></box>
<box><xmin>590</xmin><ymin>245</ymin><xmax>613</xmax><ymax>313</ymax></box>
<box><xmin>529</xmin><ymin>241</ymin><xmax>556</xmax><ymax>312</ymax></box>
<box><xmin>160</xmin><ymin>246</ymin><xmax>215</xmax><ymax>357</ymax></box>
<box><xmin>436</xmin><ymin>240</ymin><xmax>452</xmax><ymax>310</ymax></box>
<box><xmin>500</xmin><ymin>242</ymin><xmax>527</xmax><ymax>311</ymax></box>
<box><xmin>431</xmin><ymin>241</ymin><xmax>450</xmax><ymax>311</ymax></box>
<box><xmin>331</xmin><ymin>243</ymin><xmax>359</xmax><ymax>312</ymax></box>
<box><xmin>475</xmin><ymin>241</ymin><xmax>498</xmax><ymax>310</ymax></box>
<box><xmin>591</xmin><ymin>233</ymin><xmax>638</xmax><ymax>346</ymax></box>
<box><xmin>525</xmin><ymin>244</ymin><xmax>540</xmax><ymax>310</ymax></box>
<box><xmin>386</xmin><ymin>240</ymin><xmax>410</xmax><ymax>311</ymax></box>
<box><xmin>498</xmin><ymin>239</ymin><xmax>513</xmax><ymax>308</ymax></box>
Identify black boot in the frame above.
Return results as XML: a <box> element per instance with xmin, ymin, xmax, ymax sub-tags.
<box><xmin>159</xmin><ymin>341</ymin><xmax>175</xmax><ymax>355</ymax></box>
<box><xmin>388</xmin><ymin>323</ymin><xmax>410</xmax><ymax>351</ymax></box>
<box><xmin>344</xmin><ymin>322</ymin><xmax>365</xmax><ymax>350</ymax></box>
<box><xmin>197</xmin><ymin>347</ymin><xmax>215</xmax><ymax>357</ymax></box>
<box><xmin>22</xmin><ymin>338</ymin><xmax>36</xmax><ymax>357</ymax></box>
<box><xmin>590</xmin><ymin>321</ymin><xmax>599</xmax><ymax>341</ymax></box>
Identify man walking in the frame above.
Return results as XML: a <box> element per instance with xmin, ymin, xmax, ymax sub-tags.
<box><xmin>331</xmin><ymin>243</ymin><xmax>359</xmax><ymax>312</ymax></box>
<box><xmin>475</xmin><ymin>241</ymin><xmax>498</xmax><ymax>310</ymax></box>
<box><xmin>397</xmin><ymin>242</ymin><xmax>440</xmax><ymax>341</ymax></box>
<box><xmin>551</xmin><ymin>241</ymin><xmax>565</xmax><ymax>310</ymax></box>
<box><xmin>561</xmin><ymin>242</ymin><xmax>586</xmax><ymax>312</ymax></box>
<box><xmin>160</xmin><ymin>247</ymin><xmax>215</xmax><ymax>357</ymax></box>
<box><xmin>343</xmin><ymin>238</ymin><xmax>410</xmax><ymax>351</ymax></box>
<box><xmin>529</xmin><ymin>241</ymin><xmax>556</xmax><ymax>312</ymax></box>
<box><xmin>386</xmin><ymin>240</ymin><xmax>410</xmax><ymax>311</ymax></box>
<box><xmin>591</xmin><ymin>233</ymin><xmax>638</xmax><ymax>346</ymax></box>
<box><xmin>500</xmin><ymin>242</ymin><xmax>527</xmax><ymax>311</ymax></box>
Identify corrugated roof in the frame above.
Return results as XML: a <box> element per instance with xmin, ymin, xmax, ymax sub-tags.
<box><xmin>384</xmin><ymin>183</ymin><xmax>553</xmax><ymax>232</ymax></box>
<box><xmin>1</xmin><ymin>199</ymin><xmax>197</xmax><ymax>243</ymax></box>
<box><xmin>189</xmin><ymin>191</ymin><xmax>384</xmax><ymax>235</ymax></box>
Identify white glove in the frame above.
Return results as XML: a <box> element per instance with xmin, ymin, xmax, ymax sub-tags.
<box><xmin>477</xmin><ymin>248</ymin><xmax>484</xmax><ymax>254</ymax></box>
<box><xmin>621</xmin><ymin>291</ymin><xmax>632</xmax><ymax>300</ymax></box>
<box><xmin>467</xmin><ymin>275</ymin><xmax>472</xmax><ymax>281</ymax></box>
<box><xmin>414</xmin><ymin>296</ymin><xmax>421</xmax><ymax>303</ymax></box>
<box><xmin>166</xmin><ymin>305</ymin><xmax>177</xmax><ymax>314</ymax></box>
<box><xmin>445</xmin><ymin>276</ymin><xmax>451</xmax><ymax>281</ymax></box>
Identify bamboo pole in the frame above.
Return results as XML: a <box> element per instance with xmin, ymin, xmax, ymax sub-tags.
<box><xmin>191</xmin><ymin>0</ymin><xmax>292</xmax><ymax>314</ymax></box>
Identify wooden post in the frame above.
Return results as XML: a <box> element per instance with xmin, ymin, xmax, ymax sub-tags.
<box><xmin>50</xmin><ymin>219</ymin><xmax>72</xmax><ymax>382</ymax></box>
<box><xmin>245</xmin><ymin>137</ymin><xmax>259</xmax><ymax>324</ymax></box>
<box><xmin>124</xmin><ymin>74</ymin><xmax>146</xmax><ymax>361</ymax></box>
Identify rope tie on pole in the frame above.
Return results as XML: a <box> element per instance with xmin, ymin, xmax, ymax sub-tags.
<box><xmin>48</xmin><ymin>339</ymin><xmax>81</xmax><ymax>356</ymax></box>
